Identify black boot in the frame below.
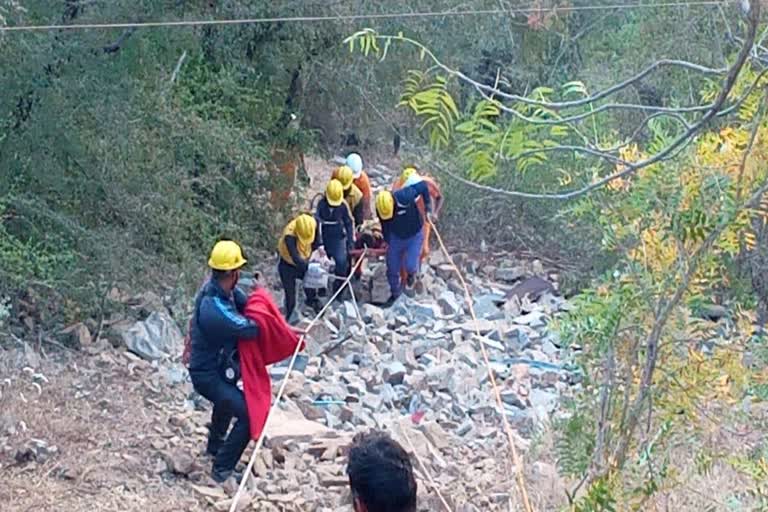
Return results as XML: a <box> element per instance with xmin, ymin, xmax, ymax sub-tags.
<box><xmin>306</xmin><ymin>297</ymin><xmax>323</xmax><ymax>314</ymax></box>
<box><xmin>205</xmin><ymin>436</ymin><xmax>223</xmax><ymax>457</ymax></box>
<box><xmin>205</xmin><ymin>422</ymin><xmax>226</xmax><ymax>457</ymax></box>
<box><xmin>211</xmin><ymin>467</ymin><xmax>244</xmax><ymax>484</ymax></box>
<box><xmin>382</xmin><ymin>295</ymin><xmax>399</xmax><ymax>308</ymax></box>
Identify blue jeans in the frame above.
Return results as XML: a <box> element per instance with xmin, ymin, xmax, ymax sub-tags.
<box><xmin>190</xmin><ymin>369</ymin><xmax>250</xmax><ymax>476</ymax></box>
<box><xmin>386</xmin><ymin>229</ymin><xmax>424</xmax><ymax>297</ymax></box>
<box><xmin>323</xmin><ymin>235</ymin><xmax>349</xmax><ymax>293</ymax></box>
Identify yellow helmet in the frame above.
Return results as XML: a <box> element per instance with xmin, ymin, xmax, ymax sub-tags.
<box><xmin>336</xmin><ymin>165</ymin><xmax>354</xmax><ymax>190</ymax></box>
<box><xmin>208</xmin><ymin>240</ymin><xmax>247</xmax><ymax>271</ymax></box>
<box><xmin>325</xmin><ymin>179</ymin><xmax>344</xmax><ymax>207</ymax></box>
<box><xmin>294</xmin><ymin>214</ymin><xmax>317</xmax><ymax>244</ymax></box>
<box><xmin>375</xmin><ymin>191</ymin><xmax>395</xmax><ymax>221</ymax></box>
<box><xmin>401</xmin><ymin>167</ymin><xmax>418</xmax><ymax>182</ymax></box>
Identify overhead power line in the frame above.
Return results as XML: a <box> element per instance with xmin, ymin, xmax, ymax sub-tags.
<box><xmin>0</xmin><ymin>1</ymin><xmax>731</xmax><ymax>33</ymax></box>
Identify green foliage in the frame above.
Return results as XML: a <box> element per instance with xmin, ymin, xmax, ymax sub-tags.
<box><xmin>555</xmin><ymin>406</ymin><xmax>596</xmax><ymax>478</ymax></box>
<box><xmin>727</xmin><ymin>454</ymin><xmax>768</xmax><ymax>508</ymax></box>
<box><xmin>573</xmin><ymin>478</ymin><xmax>618</xmax><ymax>512</ymax></box>
<box><xmin>0</xmin><ymin>196</ymin><xmax>75</xmax><ymax>289</ymax></box>
<box><xmin>397</xmin><ymin>70</ymin><xmax>458</xmax><ymax>149</ymax></box>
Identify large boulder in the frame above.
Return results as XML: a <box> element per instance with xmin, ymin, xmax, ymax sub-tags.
<box><xmin>506</xmin><ymin>277</ymin><xmax>555</xmax><ymax>302</ymax></box>
<box><xmin>118</xmin><ymin>311</ymin><xmax>182</xmax><ymax>361</ymax></box>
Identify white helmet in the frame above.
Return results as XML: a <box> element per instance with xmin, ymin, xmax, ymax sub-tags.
<box><xmin>404</xmin><ymin>174</ymin><xmax>423</xmax><ymax>188</ymax></box>
<box><xmin>345</xmin><ymin>153</ymin><xmax>363</xmax><ymax>178</ymax></box>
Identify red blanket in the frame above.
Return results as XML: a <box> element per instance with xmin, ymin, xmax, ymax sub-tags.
<box><xmin>239</xmin><ymin>288</ymin><xmax>305</xmax><ymax>440</ymax></box>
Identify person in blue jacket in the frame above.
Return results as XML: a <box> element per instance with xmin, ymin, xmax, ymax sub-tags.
<box><xmin>188</xmin><ymin>240</ymin><xmax>260</xmax><ymax>483</ymax></box>
<box><xmin>375</xmin><ymin>179</ymin><xmax>433</xmax><ymax>307</ymax></box>
<box><xmin>315</xmin><ymin>179</ymin><xmax>354</xmax><ymax>297</ymax></box>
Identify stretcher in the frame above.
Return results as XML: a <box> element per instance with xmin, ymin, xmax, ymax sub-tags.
<box><xmin>349</xmin><ymin>246</ymin><xmax>387</xmax><ymax>259</ymax></box>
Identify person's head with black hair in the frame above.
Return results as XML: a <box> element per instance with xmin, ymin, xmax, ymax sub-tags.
<box><xmin>346</xmin><ymin>430</ymin><xmax>417</xmax><ymax>512</ymax></box>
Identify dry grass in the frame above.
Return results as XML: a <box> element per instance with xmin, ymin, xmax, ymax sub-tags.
<box><xmin>0</xmin><ymin>344</ymin><xmax>206</xmax><ymax>512</ymax></box>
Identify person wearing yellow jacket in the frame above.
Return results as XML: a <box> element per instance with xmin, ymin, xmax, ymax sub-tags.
<box><xmin>277</xmin><ymin>213</ymin><xmax>321</xmax><ymax>320</ymax></box>
<box><xmin>335</xmin><ymin>165</ymin><xmax>365</xmax><ymax>228</ymax></box>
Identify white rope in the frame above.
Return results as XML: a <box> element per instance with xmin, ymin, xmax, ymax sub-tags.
<box><xmin>0</xmin><ymin>2</ymin><xmax>729</xmax><ymax>33</ymax></box>
<box><xmin>228</xmin><ymin>249</ymin><xmax>367</xmax><ymax>512</ymax></box>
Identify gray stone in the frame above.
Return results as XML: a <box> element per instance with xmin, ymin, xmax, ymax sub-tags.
<box><xmin>362</xmin><ymin>304</ymin><xmax>386</xmax><ymax>328</ymax></box>
<box><xmin>456</xmin><ymin>419</ymin><xmax>474</xmax><ymax>437</ymax></box>
<box><xmin>421</xmin><ymin>421</ymin><xmax>451</xmax><ymax>450</ymax></box>
<box><xmin>425</xmin><ymin>364</ymin><xmax>454</xmax><ymax>391</ymax></box>
<box><xmin>699</xmin><ymin>304</ymin><xmax>728</xmax><ymax>322</ymax></box>
<box><xmin>539</xmin><ymin>292</ymin><xmax>565</xmax><ymax>313</ymax></box>
<box><xmin>473</xmin><ymin>294</ymin><xmax>504</xmax><ymax>320</ymax></box>
<box><xmin>412</xmin><ymin>339</ymin><xmax>435</xmax><ymax>358</ymax></box>
<box><xmin>495</xmin><ymin>266</ymin><xmax>526</xmax><ymax>283</ymax></box>
<box><xmin>382</xmin><ymin>361</ymin><xmax>407</xmax><ymax>385</ymax></box>
<box><xmin>453</xmin><ymin>344</ymin><xmax>479</xmax><ymax>368</ymax></box>
<box><xmin>162</xmin><ymin>365</ymin><xmax>187</xmax><ymax>386</ymax></box>
<box><xmin>513</xmin><ymin>311</ymin><xmax>546</xmax><ymax>328</ymax></box>
<box><xmin>342</xmin><ymin>301</ymin><xmax>357</xmax><ymax>320</ymax></box>
<box><xmin>506</xmin><ymin>276</ymin><xmax>555</xmax><ymax>302</ymax></box>
<box><xmin>475</xmin><ymin>335</ymin><xmax>504</xmax><ymax>352</ymax></box>
<box><xmin>437</xmin><ymin>291</ymin><xmax>462</xmax><ymax>316</ymax></box>
<box><xmin>119</xmin><ymin>311</ymin><xmax>182</xmax><ymax>361</ymax></box>
<box><xmin>450</xmin><ymin>329</ymin><xmax>463</xmax><ymax>348</ymax></box>
<box><xmin>500</xmin><ymin>389</ymin><xmax>527</xmax><ymax>409</ymax></box>
<box><xmin>435</xmin><ymin>264</ymin><xmax>455</xmax><ymax>281</ymax></box>
<box><xmin>487</xmin><ymin>361</ymin><xmax>509</xmax><ymax>379</ymax></box>
<box><xmin>529</xmin><ymin>388</ymin><xmax>558</xmax><ymax>411</ymax></box>
<box><xmin>457</xmin><ymin>319</ymin><xmax>497</xmax><ymax>336</ymax></box>
<box><xmin>165</xmin><ymin>450</ymin><xmax>197</xmax><ymax>475</ymax></box>
<box><xmin>541</xmin><ymin>340</ymin><xmax>559</xmax><ymax>357</ymax></box>
<box><xmin>61</xmin><ymin>323</ymin><xmax>92</xmax><ymax>347</ymax></box>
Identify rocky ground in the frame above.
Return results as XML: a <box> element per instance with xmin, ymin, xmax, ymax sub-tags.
<box><xmin>0</xmin><ymin>158</ymin><xmax>575</xmax><ymax>511</ymax></box>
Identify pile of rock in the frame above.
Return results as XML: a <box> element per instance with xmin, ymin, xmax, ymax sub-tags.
<box><xmin>216</xmin><ymin>251</ymin><xmax>577</xmax><ymax>510</ymax></box>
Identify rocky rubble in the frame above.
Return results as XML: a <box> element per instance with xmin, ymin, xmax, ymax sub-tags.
<box><xmin>2</xmin><ymin>160</ymin><xmax>573</xmax><ymax>510</ymax></box>
<box><xmin>187</xmin><ymin>249</ymin><xmax>576</xmax><ymax>510</ymax></box>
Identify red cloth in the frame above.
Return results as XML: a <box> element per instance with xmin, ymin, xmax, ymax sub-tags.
<box><xmin>238</xmin><ymin>288</ymin><xmax>305</xmax><ymax>440</ymax></box>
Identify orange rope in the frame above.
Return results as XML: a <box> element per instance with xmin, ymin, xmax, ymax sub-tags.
<box><xmin>347</xmin><ymin>283</ymin><xmax>453</xmax><ymax>512</ymax></box>
<box><xmin>429</xmin><ymin>220</ymin><xmax>534</xmax><ymax>512</ymax></box>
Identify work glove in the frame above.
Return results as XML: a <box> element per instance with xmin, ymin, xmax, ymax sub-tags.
<box><xmin>427</xmin><ymin>211</ymin><xmax>437</xmax><ymax>224</ymax></box>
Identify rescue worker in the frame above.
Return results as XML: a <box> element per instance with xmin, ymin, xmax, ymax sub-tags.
<box><xmin>392</xmin><ymin>166</ymin><xmax>444</xmax><ymax>271</ymax></box>
<box><xmin>339</xmin><ymin>152</ymin><xmax>372</xmax><ymax>220</ymax></box>
<box><xmin>334</xmin><ymin>165</ymin><xmax>365</xmax><ymax>227</ymax></box>
<box><xmin>188</xmin><ymin>240</ymin><xmax>260</xmax><ymax>483</ymax></box>
<box><xmin>315</xmin><ymin>179</ymin><xmax>354</xmax><ymax>296</ymax></box>
<box><xmin>375</xmin><ymin>180</ymin><xmax>432</xmax><ymax>306</ymax></box>
<box><xmin>347</xmin><ymin>430</ymin><xmax>417</xmax><ymax>512</ymax></box>
<box><xmin>277</xmin><ymin>213</ymin><xmax>321</xmax><ymax>320</ymax></box>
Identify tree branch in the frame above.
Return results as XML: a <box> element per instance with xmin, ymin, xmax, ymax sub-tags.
<box><xmin>372</xmin><ymin>31</ymin><xmax>726</xmax><ymax>110</ymax></box>
<box><xmin>607</xmin><ymin>1</ymin><xmax>764</xmax><ymax>465</ymax></box>
<box><xmin>611</xmin><ymin>173</ymin><xmax>768</xmax><ymax>470</ymax></box>
<box><xmin>102</xmin><ymin>27</ymin><xmax>136</xmax><ymax>54</ymax></box>
<box><xmin>432</xmin><ymin>23</ymin><xmax>761</xmax><ymax>200</ymax></box>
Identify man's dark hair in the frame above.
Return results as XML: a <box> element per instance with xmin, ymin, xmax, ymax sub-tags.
<box><xmin>211</xmin><ymin>269</ymin><xmax>234</xmax><ymax>282</ymax></box>
<box><xmin>347</xmin><ymin>430</ymin><xmax>417</xmax><ymax>512</ymax></box>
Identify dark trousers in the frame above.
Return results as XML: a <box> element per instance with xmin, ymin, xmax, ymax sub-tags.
<box><xmin>190</xmin><ymin>369</ymin><xmax>250</xmax><ymax>475</ymax></box>
<box><xmin>323</xmin><ymin>236</ymin><xmax>349</xmax><ymax>294</ymax></box>
<box><xmin>278</xmin><ymin>258</ymin><xmax>316</xmax><ymax>319</ymax></box>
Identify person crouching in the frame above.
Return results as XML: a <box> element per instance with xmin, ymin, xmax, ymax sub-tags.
<box><xmin>277</xmin><ymin>213</ymin><xmax>321</xmax><ymax>321</ymax></box>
